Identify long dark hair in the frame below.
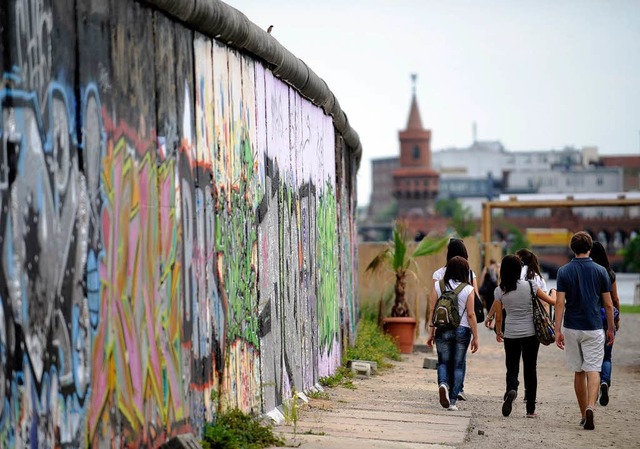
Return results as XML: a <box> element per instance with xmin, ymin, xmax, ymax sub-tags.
<box><xmin>499</xmin><ymin>254</ymin><xmax>521</xmax><ymax>294</ymax></box>
<box><xmin>444</xmin><ymin>256</ymin><xmax>470</xmax><ymax>289</ymax></box>
<box><xmin>515</xmin><ymin>248</ymin><xmax>542</xmax><ymax>280</ymax></box>
<box><xmin>590</xmin><ymin>241</ymin><xmax>610</xmax><ymax>269</ymax></box>
<box><xmin>447</xmin><ymin>238</ymin><xmax>468</xmax><ymax>261</ymax></box>
<box><xmin>590</xmin><ymin>241</ymin><xmax>616</xmax><ymax>283</ymax></box>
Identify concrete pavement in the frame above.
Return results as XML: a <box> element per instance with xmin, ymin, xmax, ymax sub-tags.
<box><xmin>270</xmin><ymin>349</ymin><xmax>470</xmax><ymax>448</ymax></box>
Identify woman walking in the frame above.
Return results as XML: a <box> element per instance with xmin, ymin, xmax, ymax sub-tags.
<box><xmin>429</xmin><ymin>238</ymin><xmax>480</xmax><ymax>401</ymax></box>
<box><xmin>427</xmin><ymin>256</ymin><xmax>479</xmax><ymax>411</ymax></box>
<box><xmin>486</xmin><ymin>248</ymin><xmax>551</xmax><ymax>328</ymax></box>
<box><xmin>516</xmin><ymin>248</ymin><xmax>547</xmax><ymax>292</ymax></box>
<box><xmin>589</xmin><ymin>241</ymin><xmax>621</xmax><ymax>406</ymax></box>
<box><xmin>494</xmin><ymin>254</ymin><xmax>556</xmax><ymax>418</ymax></box>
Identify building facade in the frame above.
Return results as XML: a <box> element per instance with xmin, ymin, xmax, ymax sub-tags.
<box><xmin>392</xmin><ymin>81</ymin><xmax>440</xmax><ymax>217</ymax></box>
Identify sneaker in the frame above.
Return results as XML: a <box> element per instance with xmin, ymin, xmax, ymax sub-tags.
<box><xmin>448</xmin><ymin>404</ymin><xmax>459</xmax><ymax>411</ymax></box>
<box><xmin>502</xmin><ymin>390</ymin><xmax>517</xmax><ymax>417</ymax></box>
<box><xmin>457</xmin><ymin>392</ymin><xmax>467</xmax><ymax>401</ymax></box>
<box><xmin>579</xmin><ymin>417</ymin><xmax>586</xmax><ymax>427</ymax></box>
<box><xmin>599</xmin><ymin>383</ymin><xmax>609</xmax><ymax>407</ymax></box>
<box><xmin>584</xmin><ymin>407</ymin><xmax>595</xmax><ymax>430</ymax></box>
<box><xmin>439</xmin><ymin>384</ymin><xmax>450</xmax><ymax>409</ymax></box>
<box><xmin>526</xmin><ymin>412</ymin><xmax>538</xmax><ymax>418</ymax></box>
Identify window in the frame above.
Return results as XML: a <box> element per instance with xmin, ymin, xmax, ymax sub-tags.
<box><xmin>412</xmin><ymin>145</ymin><xmax>420</xmax><ymax>159</ymax></box>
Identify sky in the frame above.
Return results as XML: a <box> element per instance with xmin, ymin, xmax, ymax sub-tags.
<box><xmin>225</xmin><ymin>0</ymin><xmax>640</xmax><ymax>207</ymax></box>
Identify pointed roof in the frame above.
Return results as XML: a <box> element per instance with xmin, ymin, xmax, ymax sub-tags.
<box><xmin>406</xmin><ymin>94</ymin><xmax>423</xmax><ymax>130</ymax></box>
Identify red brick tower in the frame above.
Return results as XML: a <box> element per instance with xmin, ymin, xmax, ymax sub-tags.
<box><xmin>392</xmin><ymin>75</ymin><xmax>440</xmax><ymax>217</ymax></box>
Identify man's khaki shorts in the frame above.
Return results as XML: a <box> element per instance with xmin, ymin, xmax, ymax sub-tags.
<box><xmin>563</xmin><ymin>327</ymin><xmax>605</xmax><ymax>372</ymax></box>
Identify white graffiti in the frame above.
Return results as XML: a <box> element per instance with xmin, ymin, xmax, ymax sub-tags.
<box><xmin>14</xmin><ymin>0</ymin><xmax>53</xmax><ymax>95</ymax></box>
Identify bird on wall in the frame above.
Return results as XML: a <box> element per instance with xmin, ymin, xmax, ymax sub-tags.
<box><xmin>267</xmin><ymin>25</ymin><xmax>274</xmax><ymax>34</ymax></box>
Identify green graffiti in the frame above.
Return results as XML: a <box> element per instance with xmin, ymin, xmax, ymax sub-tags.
<box><xmin>216</xmin><ymin>134</ymin><xmax>260</xmax><ymax>347</ymax></box>
<box><xmin>316</xmin><ymin>181</ymin><xmax>340</xmax><ymax>351</ymax></box>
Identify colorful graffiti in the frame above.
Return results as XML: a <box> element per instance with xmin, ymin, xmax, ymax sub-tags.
<box><xmin>0</xmin><ymin>77</ymin><xmax>95</xmax><ymax>448</ymax></box>
<box><xmin>0</xmin><ymin>0</ymin><xmax>358</xmax><ymax>447</ymax></box>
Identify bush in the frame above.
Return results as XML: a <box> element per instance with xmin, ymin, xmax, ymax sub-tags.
<box><xmin>201</xmin><ymin>409</ymin><xmax>285</xmax><ymax>449</ymax></box>
<box><xmin>346</xmin><ymin>319</ymin><xmax>401</xmax><ymax>368</ymax></box>
<box><xmin>622</xmin><ymin>236</ymin><xmax>640</xmax><ymax>272</ymax></box>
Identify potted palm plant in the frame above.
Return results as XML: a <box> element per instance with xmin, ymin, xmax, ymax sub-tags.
<box><xmin>365</xmin><ymin>221</ymin><xmax>450</xmax><ymax>353</ymax></box>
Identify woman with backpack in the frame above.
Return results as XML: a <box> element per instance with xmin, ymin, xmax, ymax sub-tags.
<box><xmin>426</xmin><ymin>256</ymin><xmax>479</xmax><ymax>411</ymax></box>
<box><xmin>428</xmin><ymin>238</ymin><xmax>481</xmax><ymax>401</ymax></box>
<box><xmin>494</xmin><ymin>254</ymin><xmax>556</xmax><ymax>418</ymax></box>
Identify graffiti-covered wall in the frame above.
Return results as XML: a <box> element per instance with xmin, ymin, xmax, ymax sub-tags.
<box><xmin>0</xmin><ymin>0</ymin><xmax>360</xmax><ymax>447</ymax></box>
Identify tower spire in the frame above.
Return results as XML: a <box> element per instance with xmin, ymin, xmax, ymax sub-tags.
<box><xmin>406</xmin><ymin>73</ymin><xmax>423</xmax><ymax>130</ymax></box>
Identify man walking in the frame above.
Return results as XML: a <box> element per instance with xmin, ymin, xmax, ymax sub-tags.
<box><xmin>554</xmin><ymin>231</ymin><xmax>615</xmax><ymax>431</ymax></box>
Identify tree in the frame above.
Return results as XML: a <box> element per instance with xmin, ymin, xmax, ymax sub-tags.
<box><xmin>365</xmin><ymin>220</ymin><xmax>450</xmax><ymax>317</ymax></box>
<box><xmin>451</xmin><ymin>204</ymin><xmax>477</xmax><ymax>238</ymax></box>
<box><xmin>435</xmin><ymin>198</ymin><xmax>461</xmax><ymax>218</ymax></box>
<box><xmin>622</xmin><ymin>235</ymin><xmax>640</xmax><ymax>272</ymax></box>
<box><xmin>506</xmin><ymin>224</ymin><xmax>530</xmax><ymax>254</ymax></box>
<box><xmin>435</xmin><ymin>198</ymin><xmax>476</xmax><ymax>237</ymax></box>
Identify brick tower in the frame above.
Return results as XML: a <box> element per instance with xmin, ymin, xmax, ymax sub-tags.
<box><xmin>392</xmin><ymin>75</ymin><xmax>440</xmax><ymax>217</ymax></box>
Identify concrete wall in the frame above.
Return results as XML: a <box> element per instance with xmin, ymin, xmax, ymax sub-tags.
<box><xmin>0</xmin><ymin>0</ymin><xmax>360</xmax><ymax>446</ymax></box>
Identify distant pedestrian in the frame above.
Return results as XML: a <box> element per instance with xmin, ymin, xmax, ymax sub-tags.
<box><xmin>516</xmin><ymin>248</ymin><xmax>547</xmax><ymax>293</ymax></box>
<box><xmin>554</xmin><ymin>231</ymin><xmax>615</xmax><ymax>430</ymax></box>
<box><xmin>589</xmin><ymin>241</ymin><xmax>621</xmax><ymax>407</ymax></box>
<box><xmin>427</xmin><ymin>256</ymin><xmax>479</xmax><ymax>411</ymax></box>
<box><xmin>429</xmin><ymin>238</ymin><xmax>479</xmax><ymax>401</ymax></box>
<box><xmin>479</xmin><ymin>259</ymin><xmax>499</xmax><ymax>313</ymax></box>
<box><xmin>494</xmin><ymin>255</ymin><xmax>556</xmax><ymax>418</ymax></box>
<box><xmin>485</xmin><ymin>248</ymin><xmax>552</xmax><ymax>329</ymax></box>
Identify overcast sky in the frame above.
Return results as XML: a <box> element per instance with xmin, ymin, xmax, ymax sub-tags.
<box><xmin>225</xmin><ymin>0</ymin><xmax>640</xmax><ymax>207</ymax></box>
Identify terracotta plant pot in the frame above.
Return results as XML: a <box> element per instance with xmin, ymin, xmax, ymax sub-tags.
<box><xmin>382</xmin><ymin>317</ymin><xmax>417</xmax><ymax>354</ymax></box>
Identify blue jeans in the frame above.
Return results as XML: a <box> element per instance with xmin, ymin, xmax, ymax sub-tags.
<box><xmin>435</xmin><ymin>326</ymin><xmax>472</xmax><ymax>405</ymax></box>
<box><xmin>601</xmin><ymin>326</ymin><xmax>616</xmax><ymax>386</ymax></box>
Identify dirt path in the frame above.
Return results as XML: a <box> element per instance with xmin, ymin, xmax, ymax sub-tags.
<box><xmin>458</xmin><ymin>313</ymin><xmax>640</xmax><ymax>449</ymax></box>
<box><xmin>273</xmin><ymin>314</ymin><xmax>640</xmax><ymax>448</ymax></box>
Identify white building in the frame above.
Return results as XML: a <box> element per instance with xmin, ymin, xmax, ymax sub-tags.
<box><xmin>432</xmin><ymin>143</ymin><xmax>627</xmax><ymax>218</ymax></box>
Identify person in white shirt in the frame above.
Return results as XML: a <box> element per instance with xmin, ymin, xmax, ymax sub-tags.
<box><xmin>427</xmin><ymin>256</ymin><xmax>479</xmax><ymax>411</ymax></box>
<box><xmin>429</xmin><ymin>238</ymin><xmax>479</xmax><ymax>401</ymax></box>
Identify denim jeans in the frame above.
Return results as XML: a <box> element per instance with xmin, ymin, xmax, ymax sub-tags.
<box><xmin>435</xmin><ymin>326</ymin><xmax>472</xmax><ymax>405</ymax></box>
<box><xmin>601</xmin><ymin>327</ymin><xmax>616</xmax><ymax>386</ymax></box>
<box><xmin>504</xmin><ymin>335</ymin><xmax>539</xmax><ymax>414</ymax></box>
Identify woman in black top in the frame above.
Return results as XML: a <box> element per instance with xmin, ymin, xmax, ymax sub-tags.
<box><xmin>589</xmin><ymin>241</ymin><xmax>620</xmax><ymax>406</ymax></box>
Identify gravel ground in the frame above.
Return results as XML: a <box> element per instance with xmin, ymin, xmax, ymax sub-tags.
<box><xmin>456</xmin><ymin>314</ymin><xmax>640</xmax><ymax>449</ymax></box>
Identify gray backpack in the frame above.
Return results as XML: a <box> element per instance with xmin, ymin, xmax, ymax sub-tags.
<box><xmin>432</xmin><ymin>280</ymin><xmax>467</xmax><ymax>330</ymax></box>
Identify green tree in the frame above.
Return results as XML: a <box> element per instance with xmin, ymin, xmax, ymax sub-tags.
<box><xmin>451</xmin><ymin>204</ymin><xmax>477</xmax><ymax>237</ymax></box>
<box><xmin>435</xmin><ymin>198</ymin><xmax>476</xmax><ymax>237</ymax></box>
<box><xmin>376</xmin><ymin>200</ymin><xmax>398</xmax><ymax>221</ymax></box>
<box><xmin>506</xmin><ymin>224</ymin><xmax>529</xmax><ymax>254</ymax></box>
<box><xmin>365</xmin><ymin>221</ymin><xmax>450</xmax><ymax>317</ymax></box>
<box><xmin>435</xmin><ymin>198</ymin><xmax>461</xmax><ymax>218</ymax></box>
<box><xmin>622</xmin><ymin>235</ymin><xmax>640</xmax><ymax>272</ymax></box>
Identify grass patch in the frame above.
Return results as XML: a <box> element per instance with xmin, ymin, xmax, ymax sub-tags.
<box><xmin>201</xmin><ymin>409</ymin><xmax>285</xmax><ymax>449</ymax></box>
<box><xmin>620</xmin><ymin>305</ymin><xmax>640</xmax><ymax>314</ymax></box>
<box><xmin>319</xmin><ymin>366</ymin><xmax>354</xmax><ymax>388</ymax></box>
<box><xmin>307</xmin><ymin>390</ymin><xmax>329</xmax><ymax>400</ymax></box>
<box><xmin>346</xmin><ymin>319</ymin><xmax>401</xmax><ymax>368</ymax></box>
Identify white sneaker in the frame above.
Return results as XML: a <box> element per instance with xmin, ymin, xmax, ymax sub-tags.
<box><xmin>457</xmin><ymin>392</ymin><xmax>467</xmax><ymax>401</ymax></box>
<box><xmin>448</xmin><ymin>404</ymin><xmax>459</xmax><ymax>411</ymax></box>
<box><xmin>439</xmin><ymin>384</ymin><xmax>450</xmax><ymax>408</ymax></box>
